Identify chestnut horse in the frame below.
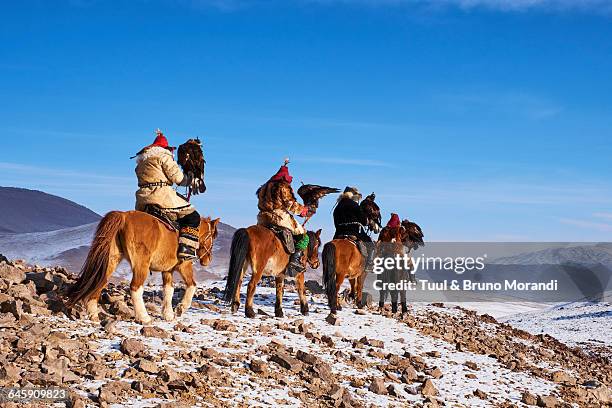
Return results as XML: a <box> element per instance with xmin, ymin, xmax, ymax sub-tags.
<box><xmin>67</xmin><ymin>211</ymin><xmax>220</xmax><ymax>324</ymax></box>
<box><xmin>224</xmin><ymin>226</ymin><xmax>321</xmax><ymax>318</ymax></box>
<box><xmin>321</xmin><ymin>239</ymin><xmax>368</xmax><ymax>315</ymax></box>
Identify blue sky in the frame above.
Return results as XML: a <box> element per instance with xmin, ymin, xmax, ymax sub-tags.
<box><xmin>1</xmin><ymin>0</ymin><xmax>611</xmax><ymax>242</ymax></box>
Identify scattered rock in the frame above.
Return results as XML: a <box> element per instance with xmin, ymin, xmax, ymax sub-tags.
<box><xmin>135</xmin><ymin>359</ymin><xmax>159</xmax><ymax>374</ymax></box>
<box><xmin>473</xmin><ymin>389</ymin><xmax>487</xmax><ymax>399</ymax></box>
<box><xmin>521</xmin><ymin>391</ymin><xmax>538</xmax><ymax>406</ymax></box>
<box><xmin>141</xmin><ymin>326</ymin><xmax>169</xmax><ymax>339</ymax></box>
<box><xmin>368</xmin><ymin>378</ymin><xmax>388</xmax><ymax>395</ymax></box>
<box><xmin>120</xmin><ymin>338</ymin><xmax>146</xmax><ymax>357</ymax></box>
<box><xmin>537</xmin><ymin>395</ymin><xmax>560</xmax><ymax>408</ymax></box>
<box><xmin>421</xmin><ymin>379</ymin><xmax>438</xmax><ymax>397</ymax></box>
<box><xmin>249</xmin><ymin>359</ymin><xmax>267</xmax><ymax>374</ymax></box>
<box><xmin>269</xmin><ymin>352</ymin><xmax>303</xmax><ymax>373</ymax></box>
<box><xmin>325</xmin><ymin>313</ymin><xmax>340</xmax><ymax>326</ymax></box>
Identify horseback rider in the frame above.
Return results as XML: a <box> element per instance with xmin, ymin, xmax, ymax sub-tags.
<box><xmin>256</xmin><ymin>160</ymin><xmax>314</xmax><ymax>277</ymax></box>
<box><xmin>333</xmin><ymin>186</ymin><xmax>375</xmax><ymax>270</ymax></box>
<box><xmin>134</xmin><ymin>130</ymin><xmax>203</xmax><ymax>261</ymax></box>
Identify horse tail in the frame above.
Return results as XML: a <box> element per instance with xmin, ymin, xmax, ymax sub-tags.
<box><xmin>67</xmin><ymin>211</ymin><xmax>125</xmax><ymax>306</ymax></box>
<box><xmin>224</xmin><ymin>228</ymin><xmax>250</xmax><ymax>303</ymax></box>
<box><xmin>322</xmin><ymin>241</ymin><xmax>337</xmax><ymax>311</ymax></box>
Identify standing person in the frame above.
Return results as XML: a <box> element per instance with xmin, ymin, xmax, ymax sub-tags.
<box><xmin>256</xmin><ymin>160</ymin><xmax>314</xmax><ymax>277</ymax></box>
<box><xmin>134</xmin><ymin>129</ymin><xmax>204</xmax><ymax>260</ymax></box>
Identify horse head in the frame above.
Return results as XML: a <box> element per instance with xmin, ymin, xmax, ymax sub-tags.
<box><xmin>306</xmin><ymin>229</ymin><xmax>322</xmax><ymax>269</ymax></box>
<box><xmin>197</xmin><ymin>217</ymin><xmax>220</xmax><ymax>266</ymax></box>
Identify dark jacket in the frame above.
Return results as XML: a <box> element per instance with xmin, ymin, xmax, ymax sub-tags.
<box><xmin>333</xmin><ymin>198</ymin><xmax>371</xmax><ymax>242</ymax></box>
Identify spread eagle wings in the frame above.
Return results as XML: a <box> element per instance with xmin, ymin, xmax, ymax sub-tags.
<box><xmin>360</xmin><ymin>193</ymin><xmax>382</xmax><ymax>232</ymax></box>
<box><xmin>297</xmin><ymin>184</ymin><xmax>340</xmax><ymax>209</ymax></box>
<box><xmin>177</xmin><ymin>138</ymin><xmax>206</xmax><ymax>197</ymax></box>
<box><xmin>401</xmin><ymin>219</ymin><xmax>425</xmax><ymax>249</ymax></box>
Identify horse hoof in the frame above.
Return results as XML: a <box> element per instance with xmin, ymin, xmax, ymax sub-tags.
<box><xmin>401</xmin><ymin>304</ymin><xmax>408</xmax><ymax>314</ymax></box>
<box><xmin>231</xmin><ymin>302</ymin><xmax>240</xmax><ymax>314</ymax></box>
<box><xmin>275</xmin><ymin>308</ymin><xmax>284</xmax><ymax>318</ymax></box>
<box><xmin>139</xmin><ymin>317</ymin><xmax>153</xmax><ymax>325</ymax></box>
<box><xmin>300</xmin><ymin>304</ymin><xmax>309</xmax><ymax>316</ymax></box>
<box><xmin>391</xmin><ymin>305</ymin><xmax>398</xmax><ymax>314</ymax></box>
<box><xmin>163</xmin><ymin>312</ymin><xmax>175</xmax><ymax>322</ymax></box>
<box><xmin>245</xmin><ymin>307</ymin><xmax>256</xmax><ymax>318</ymax></box>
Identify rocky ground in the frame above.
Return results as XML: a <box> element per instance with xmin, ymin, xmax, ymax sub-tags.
<box><xmin>0</xmin><ymin>258</ymin><xmax>610</xmax><ymax>407</ymax></box>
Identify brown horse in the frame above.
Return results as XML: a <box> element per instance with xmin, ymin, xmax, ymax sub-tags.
<box><xmin>223</xmin><ymin>226</ymin><xmax>321</xmax><ymax>318</ymax></box>
<box><xmin>67</xmin><ymin>211</ymin><xmax>220</xmax><ymax>324</ymax></box>
<box><xmin>321</xmin><ymin>239</ymin><xmax>368</xmax><ymax>315</ymax></box>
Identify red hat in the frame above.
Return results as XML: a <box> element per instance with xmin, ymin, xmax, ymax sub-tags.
<box><xmin>386</xmin><ymin>213</ymin><xmax>401</xmax><ymax>229</ymax></box>
<box><xmin>151</xmin><ymin>129</ymin><xmax>175</xmax><ymax>151</ymax></box>
<box><xmin>270</xmin><ymin>165</ymin><xmax>293</xmax><ymax>184</ymax></box>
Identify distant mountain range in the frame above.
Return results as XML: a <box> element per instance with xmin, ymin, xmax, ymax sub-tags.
<box><xmin>0</xmin><ymin>187</ymin><xmax>101</xmax><ymax>233</ymax></box>
<box><xmin>491</xmin><ymin>244</ymin><xmax>612</xmax><ymax>267</ymax></box>
<box><xmin>0</xmin><ymin>187</ymin><xmax>236</xmax><ymax>280</ymax></box>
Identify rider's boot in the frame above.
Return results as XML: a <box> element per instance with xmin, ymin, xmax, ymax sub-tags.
<box><xmin>285</xmin><ymin>234</ymin><xmax>309</xmax><ymax>277</ymax></box>
<box><xmin>178</xmin><ymin>226</ymin><xmax>199</xmax><ymax>261</ymax></box>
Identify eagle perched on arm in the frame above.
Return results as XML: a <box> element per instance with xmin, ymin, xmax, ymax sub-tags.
<box><xmin>297</xmin><ymin>184</ymin><xmax>340</xmax><ymax>212</ymax></box>
<box><xmin>360</xmin><ymin>193</ymin><xmax>382</xmax><ymax>233</ymax></box>
<box><xmin>401</xmin><ymin>219</ymin><xmax>425</xmax><ymax>250</ymax></box>
<box><xmin>177</xmin><ymin>138</ymin><xmax>206</xmax><ymax>198</ymax></box>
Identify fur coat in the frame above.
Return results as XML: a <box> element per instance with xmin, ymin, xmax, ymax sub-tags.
<box><xmin>256</xmin><ymin>180</ymin><xmax>306</xmax><ymax>235</ymax></box>
<box><xmin>134</xmin><ymin>146</ymin><xmax>193</xmax><ymax>215</ymax></box>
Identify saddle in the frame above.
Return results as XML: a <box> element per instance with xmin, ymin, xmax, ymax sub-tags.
<box><xmin>336</xmin><ymin>235</ymin><xmax>368</xmax><ymax>259</ymax></box>
<box><xmin>265</xmin><ymin>225</ymin><xmax>295</xmax><ymax>254</ymax></box>
<box><xmin>143</xmin><ymin>204</ymin><xmax>180</xmax><ymax>231</ymax></box>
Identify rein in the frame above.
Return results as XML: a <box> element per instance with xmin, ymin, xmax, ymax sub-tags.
<box><xmin>198</xmin><ymin>226</ymin><xmax>215</xmax><ymax>263</ymax></box>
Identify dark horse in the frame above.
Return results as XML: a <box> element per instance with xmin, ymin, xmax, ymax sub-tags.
<box><xmin>224</xmin><ymin>226</ymin><xmax>321</xmax><ymax>318</ymax></box>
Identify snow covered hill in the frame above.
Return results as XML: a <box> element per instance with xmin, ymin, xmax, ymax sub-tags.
<box><xmin>0</xmin><ymin>220</ymin><xmax>236</xmax><ymax>280</ymax></box>
<box><xmin>491</xmin><ymin>244</ymin><xmax>612</xmax><ymax>267</ymax></box>
<box><xmin>0</xmin><ymin>186</ymin><xmax>101</xmax><ymax>233</ymax></box>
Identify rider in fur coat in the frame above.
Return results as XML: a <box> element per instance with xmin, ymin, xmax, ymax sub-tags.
<box><xmin>134</xmin><ymin>130</ymin><xmax>201</xmax><ymax>261</ymax></box>
<box><xmin>256</xmin><ymin>162</ymin><xmax>312</xmax><ymax>277</ymax></box>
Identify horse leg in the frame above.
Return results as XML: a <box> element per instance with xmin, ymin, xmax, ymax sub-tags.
<box><xmin>335</xmin><ymin>271</ymin><xmax>346</xmax><ymax>311</ymax></box>
<box><xmin>232</xmin><ymin>263</ymin><xmax>248</xmax><ymax>313</ymax></box>
<box><xmin>86</xmin><ymin>253</ymin><xmax>121</xmax><ymax>322</ymax></box>
<box><xmin>400</xmin><ymin>287</ymin><xmax>408</xmax><ymax>314</ymax></box>
<box><xmin>176</xmin><ymin>263</ymin><xmax>197</xmax><ymax>317</ymax></box>
<box><xmin>244</xmin><ymin>269</ymin><xmax>260</xmax><ymax>319</ymax></box>
<box><xmin>379</xmin><ymin>270</ymin><xmax>387</xmax><ymax>310</ymax></box>
<box><xmin>296</xmin><ymin>272</ymin><xmax>309</xmax><ymax>316</ymax></box>
<box><xmin>390</xmin><ymin>269</ymin><xmax>399</xmax><ymax>314</ymax></box>
<box><xmin>356</xmin><ymin>271</ymin><xmax>366</xmax><ymax>309</ymax></box>
<box><xmin>274</xmin><ymin>275</ymin><xmax>285</xmax><ymax>318</ymax></box>
<box><xmin>161</xmin><ymin>271</ymin><xmax>175</xmax><ymax>321</ymax></box>
<box><xmin>348</xmin><ymin>278</ymin><xmax>357</xmax><ymax>302</ymax></box>
<box><xmin>130</xmin><ymin>264</ymin><xmax>152</xmax><ymax>325</ymax></box>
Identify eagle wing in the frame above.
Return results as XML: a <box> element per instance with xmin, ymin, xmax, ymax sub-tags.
<box><xmin>297</xmin><ymin>184</ymin><xmax>340</xmax><ymax>209</ymax></box>
<box><xmin>177</xmin><ymin>139</ymin><xmax>206</xmax><ymax>195</ymax></box>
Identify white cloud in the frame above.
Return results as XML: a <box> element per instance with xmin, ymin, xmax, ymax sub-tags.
<box><xmin>559</xmin><ymin>217</ymin><xmax>612</xmax><ymax>232</ymax></box>
<box><xmin>594</xmin><ymin>212</ymin><xmax>612</xmax><ymax>220</ymax></box>
<box><xmin>309</xmin><ymin>0</ymin><xmax>612</xmax><ymax>13</ymax></box>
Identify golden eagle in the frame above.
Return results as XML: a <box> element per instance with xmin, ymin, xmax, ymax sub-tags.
<box><xmin>360</xmin><ymin>193</ymin><xmax>382</xmax><ymax>233</ymax></box>
<box><xmin>297</xmin><ymin>184</ymin><xmax>340</xmax><ymax>210</ymax></box>
<box><xmin>177</xmin><ymin>138</ymin><xmax>206</xmax><ymax>198</ymax></box>
<box><xmin>401</xmin><ymin>219</ymin><xmax>425</xmax><ymax>250</ymax></box>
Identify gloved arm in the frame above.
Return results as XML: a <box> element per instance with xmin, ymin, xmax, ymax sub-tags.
<box><xmin>178</xmin><ymin>171</ymin><xmax>193</xmax><ymax>187</ymax></box>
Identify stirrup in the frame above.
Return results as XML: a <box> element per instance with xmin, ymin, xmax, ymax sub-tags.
<box><xmin>178</xmin><ymin>244</ymin><xmax>197</xmax><ymax>261</ymax></box>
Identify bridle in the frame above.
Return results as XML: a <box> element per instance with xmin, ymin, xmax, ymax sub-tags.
<box><xmin>305</xmin><ymin>232</ymin><xmax>321</xmax><ymax>268</ymax></box>
<box><xmin>198</xmin><ymin>224</ymin><xmax>215</xmax><ymax>264</ymax></box>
